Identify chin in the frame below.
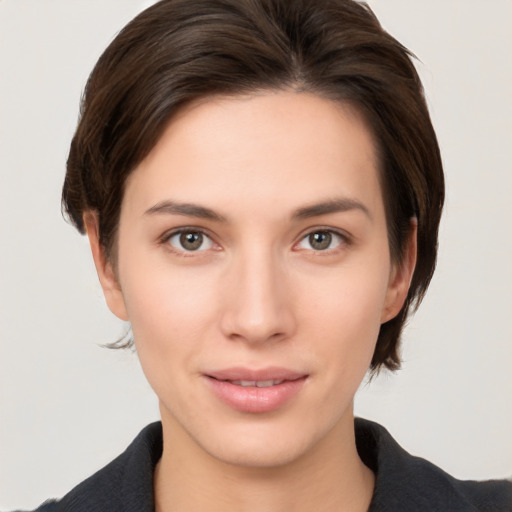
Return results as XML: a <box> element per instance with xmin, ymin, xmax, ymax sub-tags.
<box><xmin>208</xmin><ymin>433</ymin><xmax>315</xmax><ymax>469</ymax></box>
<box><xmin>193</xmin><ymin>414</ymin><xmax>336</xmax><ymax>470</ymax></box>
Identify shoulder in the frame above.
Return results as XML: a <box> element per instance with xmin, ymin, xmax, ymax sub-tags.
<box><xmin>10</xmin><ymin>501</ymin><xmax>60</xmax><ymax>512</ymax></box>
<box><xmin>355</xmin><ymin>418</ymin><xmax>512</xmax><ymax>512</ymax></box>
<box><xmin>24</xmin><ymin>422</ymin><xmax>162</xmax><ymax>512</ymax></box>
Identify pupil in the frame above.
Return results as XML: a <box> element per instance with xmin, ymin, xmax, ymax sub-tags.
<box><xmin>309</xmin><ymin>231</ymin><xmax>331</xmax><ymax>250</ymax></box>
<box><xmin>180</xmin><ymin>232</ymin><xmax>203</xmax><ymax>250</ymax></box>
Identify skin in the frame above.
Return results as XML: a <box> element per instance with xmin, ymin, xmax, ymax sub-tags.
<box><xmin>85</xmin><ymin>91</ymin><xmax>416</xmax><ymax>512</ymax></box>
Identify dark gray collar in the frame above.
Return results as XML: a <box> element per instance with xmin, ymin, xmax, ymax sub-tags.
<box><xmin>37</xmin><ymin>419</ymin><xmax>511</xmax><ymax>512</ymax></box>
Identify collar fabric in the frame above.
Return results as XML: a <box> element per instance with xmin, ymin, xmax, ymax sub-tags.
<box><xmin>30</xmin><ymin>419</ymin><xmax>512</xmax><ymax>512</ymax></box>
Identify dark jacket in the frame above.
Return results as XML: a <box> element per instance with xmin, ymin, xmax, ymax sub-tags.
<box><xmin>22</xmin><ymin>419</ymin><xmax>512</xmax><ymax>512</ymax></box>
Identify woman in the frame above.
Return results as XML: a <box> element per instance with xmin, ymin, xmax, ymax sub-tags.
<box><xmin>8</xmin><ymin>0</ymin><xmax>512</xmax><ymax>510</ymax></box>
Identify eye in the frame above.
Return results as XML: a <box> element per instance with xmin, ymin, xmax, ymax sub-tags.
<box><xmin>166</xmin><ymin>230</ymin><xmax>215</xmax><ymax>252</ymax></box>
<box><xmin>296</xmin><ymin>230</ymin><xmax>346</xmax><ymax>251</ymax></box>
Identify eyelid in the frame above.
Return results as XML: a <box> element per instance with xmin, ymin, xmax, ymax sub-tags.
<box><xmin>157</xmin><ymin>225</ymin><xmax>351</xmax><ymax>254</ymax></box>
<box><xmin>159</xmin><ymin>226</ymin><xmax>220</xmax><ymax>253</ymax></box>
<box><xmin>293</xmin><ymin>227</ymin><xmax>352</xmax><ymax>252</ymax></box>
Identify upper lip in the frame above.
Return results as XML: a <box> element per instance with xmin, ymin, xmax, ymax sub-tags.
<box><xmin>205</xmin><ymin>367</ymin><xmax>308</xmax><ymax>382</ymax></box>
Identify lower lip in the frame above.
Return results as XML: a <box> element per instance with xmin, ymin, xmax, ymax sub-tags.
<box><xmin>205</xmin><ymin>376</ymin><xmax>307</xmax><ymax>413</ymax></box>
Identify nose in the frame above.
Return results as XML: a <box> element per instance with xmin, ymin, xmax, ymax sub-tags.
<box><xmin>219</xmin><ymin>247</ymin><xmax>296</xmax><ymax>344</ymax></box>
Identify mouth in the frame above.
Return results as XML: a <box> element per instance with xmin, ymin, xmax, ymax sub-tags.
<box><xmin>204</xmin><ymin>368</ymin><xmax>308</xmax><ymax>413</ymax></box>
<box><xmin>228</xmin><ymin>379</ymin><xmax>286</xmax><ymax>388</ymax></box>
<box><xmin>206</xmin><ymin>366</ymin><xmax>307</xmax><ymax>382</ymax></box>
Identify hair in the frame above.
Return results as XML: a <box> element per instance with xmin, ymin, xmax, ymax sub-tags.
<box><xmin>63</xmin><ymin>0</ymin><xmax>444</xmax><ymax>373</ymax></box>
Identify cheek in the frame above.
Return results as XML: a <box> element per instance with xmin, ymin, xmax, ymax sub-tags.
<box><xmin>118</xmin><ymin>252</ymin><xmax>221</xmax><ymax>359</ymax></box>
<box><xmin>120</xmin><ymin>263</ymin><xmax>224</xmax><ymax>409</ymax></box>
<box><xmin>299</xmin><ymin>259</ymin><xmax>391</xmax><ymax>367</ymax></box>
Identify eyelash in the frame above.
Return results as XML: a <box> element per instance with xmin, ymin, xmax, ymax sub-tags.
<box><xmin>159</xmin><ymin>228</ymin><xmax>218</xmax><ymax>256</ymax></box>
<box><xmin>159</xmin><ymin>227</ymin><xmax>351</xmax><ymax>255</ymax></box>
<box><xmin>294</xmin><ymin>228</ymin><xmax>350</xmax><ymax>253</ymax></box>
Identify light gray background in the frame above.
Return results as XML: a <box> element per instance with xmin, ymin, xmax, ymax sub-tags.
<box><xmin>1</xmin><ymin>0</ymin><xmax>511</xmax><ymax>509</ymax></box>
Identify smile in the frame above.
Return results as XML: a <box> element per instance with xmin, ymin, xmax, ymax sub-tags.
<box><xmin>228</xmin><ymin>379</ymin><xmax>284</xmax><ymax>387</ymax></box>
<box><xmin>204</xmin><ymin>368</ymin><xmax>308</xmax><ymax>413</ymax></box>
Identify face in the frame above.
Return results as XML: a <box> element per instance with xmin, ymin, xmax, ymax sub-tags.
<box><xmin>88</xmin><ymin>92</ymin><xmax>414</xmax><ymax>468</ymax></box>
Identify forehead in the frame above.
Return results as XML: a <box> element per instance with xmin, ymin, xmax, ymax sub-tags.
<box><xmin>122</xmin><ymin>91</ymin><xmax>384</xmax><ymax>222</ymax></box>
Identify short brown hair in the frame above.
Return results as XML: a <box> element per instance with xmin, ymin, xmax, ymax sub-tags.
<box><xmin>63</xmin><ymin>0</ymin><xmax>444</xmax><ymax>372</ymax></box>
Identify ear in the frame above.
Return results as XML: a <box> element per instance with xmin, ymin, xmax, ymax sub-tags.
<box><xmin>381</xmin><ymin>219</ymin><xmax>418</xmax><ymax>323</ymax></box>
<box><xmin>83</xmin><ymin>212</ymin><xmax>129</xmax><ymax>321</ymax></box>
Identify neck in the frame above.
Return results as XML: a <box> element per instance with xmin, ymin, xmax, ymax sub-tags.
<box><xmin>154</xmin><ymin>408</ymin><xmax>374</xmax><ymax>512</ymax></box>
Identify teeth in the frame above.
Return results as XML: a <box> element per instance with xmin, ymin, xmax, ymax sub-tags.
<box><xmin>230</xmin><ymin>379</ymin><xmax>284</xmax><ymax>387</ymax></box>
<box><xmin>257</xmin><ymin>379</ymin><xmax>282</xmax><ymax>387</ymax></box>
<box><xmin>237</xmin><ymin>380</ymin><xmax>256</xmax><ymax>387</ymax></box>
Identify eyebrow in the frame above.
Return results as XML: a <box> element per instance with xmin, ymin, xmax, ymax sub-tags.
<box><xmin>145</xmin><ymin>200</ymin><xmax>227</xmax><ymax>222</ymax></box>
<box><xmin>292</xmin><ymin>198</ymin><xmax>371</xmax><ymax>221</ymax></box>
<box><xmin>144</xmin><ymin>197</ymin><xmax>371</xmax><ymax>223</ymax></box>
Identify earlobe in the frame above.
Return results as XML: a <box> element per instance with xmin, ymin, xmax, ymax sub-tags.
<box><xmin>83</xmin><ymin>212</ymin><xmax>129</xmax><ymax>321</ymax></box>
<box><xmin>381</xmin><ymin>219</ymin><xmax>418</xmax><ymax>323</ymax></box>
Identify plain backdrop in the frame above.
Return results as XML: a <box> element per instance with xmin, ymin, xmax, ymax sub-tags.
<box><xmin>1</xmin><ymin>0</ymin><xmax>511</xmax><ymax>509</ymax></box>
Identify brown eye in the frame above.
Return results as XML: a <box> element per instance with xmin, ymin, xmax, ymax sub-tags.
<box><xmin>308</xmin><ymin>231</ymin><xmax>332</xmax><ymax>250</ymax></box>
<box><xmin>180</xmin><ymin>232</ymin><xmax>203</xmax><ymax>250</ymax></box>
<box><xmin>167</xmin><ymin>230</ymin><xmax>214</xmax><ymax>252</ymax></box>
<box><xmin>296</xmin><ymin>230</ymin><xmax>346</xmax><ymax>252</ymax></box>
